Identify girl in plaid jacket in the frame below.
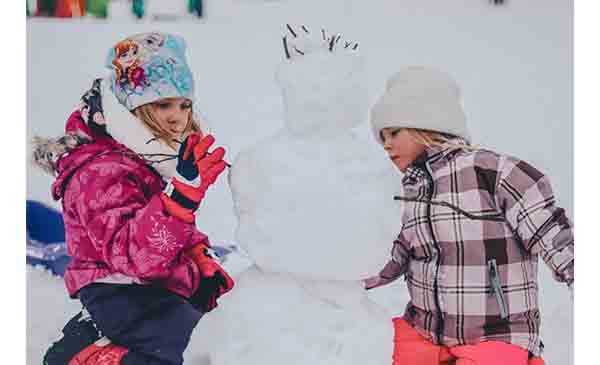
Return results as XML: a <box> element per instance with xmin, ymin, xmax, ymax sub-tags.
<box><xmin>366</xmin><ymin>67</ymin><xmax>573</xmax><ymax>365</ymax></box>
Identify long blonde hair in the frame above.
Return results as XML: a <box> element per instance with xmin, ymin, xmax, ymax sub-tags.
<box><xmin>402</xmin><ymin>128</ymin><xmax>478</xmax><ymax>151</ymax></box>
<box><xmin>133</xmin><ymin>102</ymin><xmax>205</xmax><ymax>149</ymax></box>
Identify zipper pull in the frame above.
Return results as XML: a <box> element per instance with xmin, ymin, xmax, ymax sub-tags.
<box><xmin>488</xmin><ymin>259</ymin><xmax>509</xmax><ymax>319</ymax></box>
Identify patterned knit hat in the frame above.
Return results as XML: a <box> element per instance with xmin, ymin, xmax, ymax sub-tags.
<box><xmin>105</xmin><ymin>32</ymin><xmax>195</xmax><ymax>110</ymax></box>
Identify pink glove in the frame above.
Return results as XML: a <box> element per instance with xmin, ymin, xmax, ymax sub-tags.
<box><xmin>185</xmin><ymin>243</ymin><xmax>235</xmax><ymax>312</ymax></box>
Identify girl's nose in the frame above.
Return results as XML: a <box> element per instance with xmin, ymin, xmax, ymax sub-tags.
<box><xmin>168</xmin><ymin>118</ymin><xmax>186</xmax><ymax>132</ymax></box>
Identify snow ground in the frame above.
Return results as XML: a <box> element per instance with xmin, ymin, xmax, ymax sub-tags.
<box><xmin>27</xmin><ymin>258</ymin><xmax>572</xmax><ymax>364</ymax></box>
<box><xmin>27</xmin><ymin>1</ymin><xmax>573</xmax><ymax>364</ymax></box>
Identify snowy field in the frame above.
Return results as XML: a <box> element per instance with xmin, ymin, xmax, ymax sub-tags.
<box><xmin>27</xmin><ymin>0</ymin><xmax>573</xmax><ymax>364</ymax></box>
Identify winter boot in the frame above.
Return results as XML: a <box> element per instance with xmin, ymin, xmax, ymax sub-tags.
<box><xmin>68</xmin><ymin>339</ymin><xmax>128</xmax><ymax>365</ymax></box>
<box><xmin>43</xmin><ymin>309</ymin><xmax>128</xmax><ymax>365</ymax></box>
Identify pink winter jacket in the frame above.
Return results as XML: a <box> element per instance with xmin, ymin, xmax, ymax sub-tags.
<box><xmin>52</xmin><ymin>111</ymin><xmax>207</xmax><ymax>299</ymax></box>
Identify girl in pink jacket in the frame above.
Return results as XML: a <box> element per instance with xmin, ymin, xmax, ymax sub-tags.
<box><xmin>366</xmin><ymin>67</ymin><xmax>573</xmax><ymax>365</ymax></box>
<box><xmin>33</xmin><ymin>32</ymin><xmax>234</xmax><ymax>365</ymax></box>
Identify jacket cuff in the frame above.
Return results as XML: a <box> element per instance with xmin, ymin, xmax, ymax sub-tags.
<box><xmin>159</xmin><ymin>193</ymin><xmax>195</xmax><ymax>224</ymax></box>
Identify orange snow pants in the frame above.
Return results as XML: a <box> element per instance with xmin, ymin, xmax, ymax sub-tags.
<box><xmin>392</xmin><ymin>318</ymin><xmax>545</xmax><ymax>365</ymax></box>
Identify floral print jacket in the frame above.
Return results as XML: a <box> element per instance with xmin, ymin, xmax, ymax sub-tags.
<box><xmin>52</xmin><ymin>111</ymin><xmax>207</xmax><ymax>299</ymax></box>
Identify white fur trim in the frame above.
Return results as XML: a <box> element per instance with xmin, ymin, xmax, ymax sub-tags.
<box><xmin>100</xmin><ymin>78</ymin><xmax>178</xmax><ymax>179</ymax></box>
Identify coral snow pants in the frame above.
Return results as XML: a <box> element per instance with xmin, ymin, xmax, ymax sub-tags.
<box><xmin>392</xmin><ymin>318</ymin><xmax>545</xmax><ymax>365</ymax></box>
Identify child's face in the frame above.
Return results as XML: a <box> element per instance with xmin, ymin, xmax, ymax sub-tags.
<box><xmin>380</xmin><ymin>128</ymin><xmax>427</xmax><ymax>172</ymax></box>
<box><xmin>151</xmin><ymin>98</ymin><xmax>193</xmax><ymax>140</ymax></box>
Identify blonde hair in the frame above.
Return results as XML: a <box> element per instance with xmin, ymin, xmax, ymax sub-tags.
<box><xmin>133</xmin><ymin>101</ymin><xmax>205</xmax><ymax>149</ymax></box>
<box><xmin>386</xmin><ymin>128</ymin><xmax>478</xmax><ymax>151</ymax></box>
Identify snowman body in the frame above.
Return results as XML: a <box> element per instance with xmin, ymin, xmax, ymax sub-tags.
<box><xmin>207</xmin><ymin>37</ymin><xmax>401</xmax><ymax>365</ymax></box>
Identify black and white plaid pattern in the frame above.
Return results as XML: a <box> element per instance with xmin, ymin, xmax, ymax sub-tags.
<box><xmin>375</xmin><ymin>141</ymin><xmax>573</xmax><ymax>356</ymax></box>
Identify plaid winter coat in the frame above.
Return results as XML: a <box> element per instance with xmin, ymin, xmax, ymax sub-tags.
<box><xmin>371</xmin><ymin>141</ymin><xmax>574</xmax><ymax>356</ymax></box>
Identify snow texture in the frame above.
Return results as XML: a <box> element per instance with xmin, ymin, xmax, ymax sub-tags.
<box><xmin>200</xmin><ymin>266</ymin><xmax>395</xmax><ymax>365</ymax></box>
<box><xmin>27</xmin><ymin>1</ymin><xmax>573</xmax><ymax>364</ymax></box>
<box><xmin>206</xmin><ymin>33</ymin><xmax>400</xmax><ymax>364</ymax></box>
<box><xmin>229</xmin><ymin>38</ymin><xmax>401</xmax><ymax>279</ymax></box>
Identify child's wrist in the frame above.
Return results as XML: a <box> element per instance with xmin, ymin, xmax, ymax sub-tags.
<box><xmin>160</xmin><ymin>192</ymin><xmax>195</xmax><ymax>223</ymax></box>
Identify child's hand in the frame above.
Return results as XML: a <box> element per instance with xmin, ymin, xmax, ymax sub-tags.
<box><xmin>364</xmin><ymin>260</ymin><xmax>407</xmax><ymax>290</ymax></box>
<box><xmin>363</xmin><ymin>276</ymin><xmax>382</xmax><ymax>290</ymax></box>
<box><xmin>186</xmin><ymin>243</ymin><xmax>235</xmax><ymax>313</ymax></box>
<box><xmin>175</xmin><ymin>132</ymin><xmax>203</xmax><ymax>181</ymax></box>
<box><xmin>161</xmin><ymin>134</ymin><xmax>227</xmax><ymax>223</ymax></box>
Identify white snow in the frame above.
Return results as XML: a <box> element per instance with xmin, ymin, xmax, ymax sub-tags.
<box><xmin>27</xmin><ymin>1</ymin><xmax>573</xmax><ymax>364</ymax></box>
<box><xmin>208</xmin><ymin>36</ymin><xmax>401</xmax><ymax>364</ymax></box>
<box><xmin>198</xmin><ymin>266</ymin><xmax>395</xmax><ymax>365</ymax></box>
<box><xmin>27</xmin><ymin>266</ymin><xmax>82</xmax><ymax>364</ymax></box>
<box><xmin>229</xmin><ymin>42</ymin><xmax>401</xmax><ymax>279</ymax></box>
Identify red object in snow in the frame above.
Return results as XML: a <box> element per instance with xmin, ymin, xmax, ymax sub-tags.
<box><xmin>55</xmin><ymin>0</ymin><xmax>86</xmax><ymax>17</ymax></box>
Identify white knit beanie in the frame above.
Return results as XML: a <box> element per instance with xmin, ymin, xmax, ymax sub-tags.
<box><xmin>370</xmin><ymin>66</ymin><xmax>471</xmax><ymax>144</ymax></box>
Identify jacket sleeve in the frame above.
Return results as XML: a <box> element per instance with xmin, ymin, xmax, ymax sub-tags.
<box><xmin>70</xmin><ymin>159</ymin><xmax>206</xmax><ymax>282</ymax></box>
<box><xmin>366</xmin><ymin>229</ymin><xmax>411</xmax><ymax>290</ymax></box>
<box><xmin>495</xmin><ymin>156</ymin><xmax>574</xmax><ymax>287</ymax></box>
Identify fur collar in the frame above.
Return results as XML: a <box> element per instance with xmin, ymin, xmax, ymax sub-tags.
<box><xmin>99</xmin><ymin>78</ymin><xmax>178</xmax><ymax>179</ymax></box>
<box><xmin>31</xmin><ymin>78</ymin><xmax>181</xmax><ymax>179</ymax></box>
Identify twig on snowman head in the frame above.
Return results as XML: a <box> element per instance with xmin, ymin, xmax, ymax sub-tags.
<box><xmin>282</xmin><ymin>36</ymin><xmax>291</xmax><ymax>59</ymax></box>
<box><xmin>328</xmin><ymin>36</ymin><xmax>336</xmax><ymax>51</ymax></box>
<box><xmin>282</xmin><ymin>25</ymin><xmax>358</xmax><ymax>57</ymax></box>
<box><xmin>286</xmin><ymin>24</ymin><xmax>298</xmax><ymax>38</ymax></box>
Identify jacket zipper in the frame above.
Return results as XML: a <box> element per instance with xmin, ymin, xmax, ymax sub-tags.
<box><xmin>422</xmin><ymin>163</ymin><xmax>445</xmax><ymax>344</ymax></box>
<box><xmin>488</xmin><ymin>259</ymin><xmax>509</xmax><ymax>319</ymax></box>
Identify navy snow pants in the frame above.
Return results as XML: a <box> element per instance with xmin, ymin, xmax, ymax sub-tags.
<box><xmin>78</xmin><ymin>283</ymin><xmax>204</xmax><ymax>365</ymax></box>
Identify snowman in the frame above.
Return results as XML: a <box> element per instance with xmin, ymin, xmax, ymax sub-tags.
<box><xmin>203</xmin><ymin>26</ymin><xmax>401</xmax><ymax>365</ymax></box>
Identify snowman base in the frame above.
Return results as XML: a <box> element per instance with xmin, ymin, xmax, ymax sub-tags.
<box><xmin>205</xmin><ymin>265</ymin><xmax>394</xmax><ymax>365</ymax></box>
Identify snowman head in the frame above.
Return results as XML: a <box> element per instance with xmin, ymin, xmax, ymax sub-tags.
<box><xmin>276</xmin><ymin>25</ymin><xmax>368</xmax><ymax>138</ymax></box>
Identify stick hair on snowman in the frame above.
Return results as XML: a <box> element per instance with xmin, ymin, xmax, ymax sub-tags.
<box><xmin>275</xmin><ymin>24</ymin><xmax>367</xmax><ymax>139</ymax></box>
